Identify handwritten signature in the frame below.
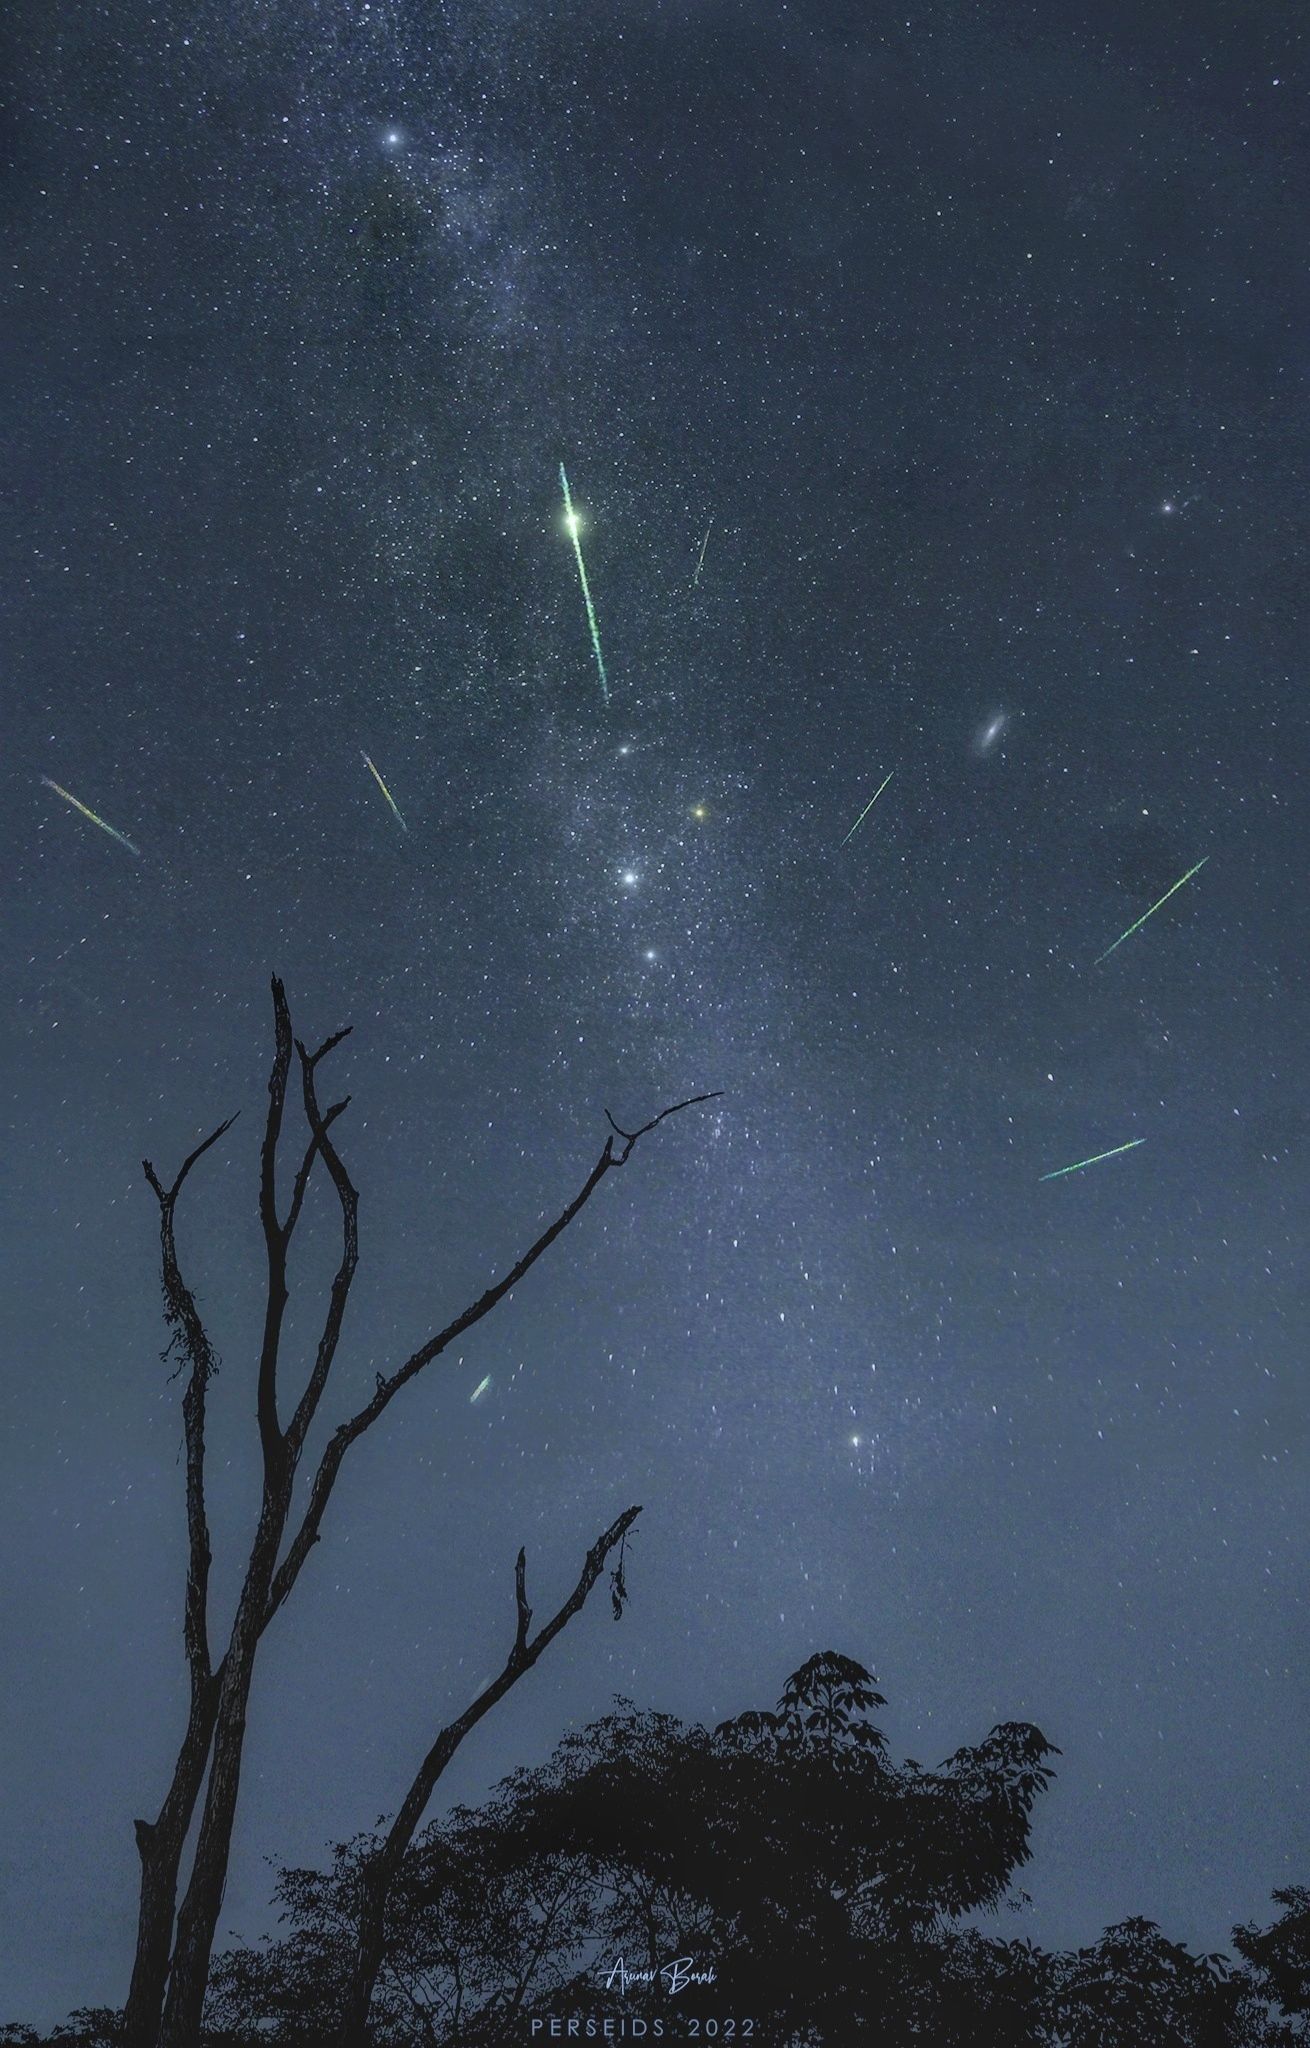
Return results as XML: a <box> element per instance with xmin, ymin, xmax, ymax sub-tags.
<box><xmin>602</xmin><ymin>1957</ymin><xmax>718</xmax><ymax>1997</ymax></box>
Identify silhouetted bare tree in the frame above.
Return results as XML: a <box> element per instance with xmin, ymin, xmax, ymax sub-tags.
<box><xmin>120</xmin><ymin>976</ymin><xmax>717</xmax><ymax>2048</ymax></box>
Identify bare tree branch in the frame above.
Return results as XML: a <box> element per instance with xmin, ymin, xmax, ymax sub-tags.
<box><xmin>335</xmin><ymin>1505</ymin><xmax>642</xmax><ymax>2046</ymax></box>
<box><xmin>141</xmin><ymin>1113</ymin><xmax>240</xmax><ymax>1691</ymax></box>
<box><xmin>266</xmin><ymin>1097</ymin><xmax>717</xmax><ymax>1627</ymax></box>
<box><xmin>255</xmin><ymin>978</ymin><xmax>295</xmax><ymax>1472</ymax></box>
<box><xmin>603</xmin><ymin>1090</ymin><xmax>723</xmax><ymax>1158</ymax></box>
<box><xmin>282</xmin><ymin>1040</ymin><xmax>359</xmax><ymax>1462</ymax></box>
<box><xmin>143</xmin><ymin>1111</ymin><xmax>241</xmax><ymax>1209</ymax></box>
<box><xmin>514</xmin><ymin>1548</ymin><xmax>532</xmax><ymax>1663</ymax></box>
<box><xmin>282</xmin><ymin>1098</ymin><xmax>348</xmax><ymax>1244</ymax></box>
<box><xmin>408</xmin><ymin>1504</ymin><xmax>641</xmax><ymax>1823</ymax></box>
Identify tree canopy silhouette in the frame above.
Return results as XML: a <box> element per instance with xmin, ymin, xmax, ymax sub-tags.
<box><xmin>7</xmin><ymin>1655</ymin><xmax>1308</xmax><ymax>2045</ymax></box>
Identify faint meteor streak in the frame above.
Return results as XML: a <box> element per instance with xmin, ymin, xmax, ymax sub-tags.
<box><xmin>841</xmin><ymin>771</ymin><xmax>894</xmax><ymax>846</ymax></box>
<box><xmin>469</xmin><ymin>1374</ymin><xmax>492</xmax><ymax>1404</ymax></box>
<box><xmin>692</xmin><ymin>521</ymin><xmax>713</xmax><ymax>588</ymax></box>
<box><xmin>41</xmin><ymin>777</ymin><xmax>140</xmax><ymax>856</ymax></box>
<box><xmin>1094</xmin><ymin>857</ymin><xmax>1208</xmax><ymax>964</ymax></box>
<box><xmin>1039</xmin><ymin>1137</ymin><xmax>1145</xmax><ymax>1182</ymax></box>
<box><xmin>360</xmin><ymin>751</ymin><xmax>407</xmax><ymax>832</ymax></box>
<box><xmin>559</xmin><ymin>462</ymin><xmax>609</xmax><ymax>703</ymax></box>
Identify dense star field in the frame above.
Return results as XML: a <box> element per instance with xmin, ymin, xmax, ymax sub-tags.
<box><xmin>2</xmin><ymin>0</ymin><xmax>1307</xmax><ymax>2025</ymax></box>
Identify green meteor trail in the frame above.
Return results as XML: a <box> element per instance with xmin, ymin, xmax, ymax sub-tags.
<box><xmin>41</xmin><ymin>776</ymin><xmax>140</xmax><ymax>856</ymax></box>
<box><xmin>469</xmin><ymin>1374</ymin><xmax>492</xmax><ymax>1404</ymax></box>
<box><xmin>692</xmin><ymin>521</ymin><xmax>712</xmax><ymax>588</ymax></box>
<box><xmin>1039</xmin><ymin>1137</ymin><xmax>1145</xmax><ymax>1182</ymax></box>
<box><xmin>360</xmin><ymin>751</ymin><xmax>407</xmax><ymax>832</ymax></box>
<box><xmin>559</xmin><ymin>463</ymin><xmax>609</xmax><ymax>703</ymax></box>
<box><xmin>841</xmin><ymin>771</ymin><xmax>894</xmax><ymax>845</ymax></box>
<box><xmin>1095</xmin><ymin>856</ymin><xmax>1208</xmax><ymax>964</ymax></box>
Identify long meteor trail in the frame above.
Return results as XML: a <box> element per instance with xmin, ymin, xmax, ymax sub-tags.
<box><xmin>1095</xmin><ymin>857</ymin><xmax>1208</xmax><ymax>964</ymax></box>
<box><xmin>692</xmin><ymin>521</ymin><xmax>712</xmax><ymax>588</ymax></box>
<box><xmin>41</xmin><ymin>777</ymin><xmax>140</xmax><ymax>856</ymax></box>
<box><xmin>841</xmin><ymin>771</ymin><xmax>894</xmax><ymax>846</ymax></box>
<box><xmin>1039</xmin><ymin>1137</ymin><xmax>1145</xmax><ymax>1182</ymax></box>
<box><xmin>360</xmin><ymin>751</ymin><xmax>407</xmax><ymax>832</ymax></box>
<box><xmin>559</xmin><ymin>463</ymin><xmax>609</xmax><ymax>703</ymax></box>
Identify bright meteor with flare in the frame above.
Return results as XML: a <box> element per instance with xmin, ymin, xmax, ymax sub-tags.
<box><xmin>360</xmin><ymin>751</ymin><xmax>407</xmax><ymax>832</ymax></box>
<box><xmin>841</xmin><ymin>771</ymin><xmax>894</xmax><ymax>846</ymax></box>
<box><xmin>559</xmin><ymin>462</ymin><xmax>609</xmax><ymax>703</ymax></box>
<box><xmin>1040</xmin><ymin>1137</ymin><xmax>1145</xmax><ymax>1182</ymax></box>
<box><xmin>1095</xmin><ymin>857</ymin><xmax>1208</xmax><ymax>964</ymax></box>
<box><xmin>41</xmin><ymin>777</ymin><xmax>140</xmax><ymax>856</ymax></box>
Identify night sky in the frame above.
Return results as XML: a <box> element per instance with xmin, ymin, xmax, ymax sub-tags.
<box><xmin>2</xmin><ymin>0</ymin><xmax>1308</xmax><ymax>2025</ymax></box>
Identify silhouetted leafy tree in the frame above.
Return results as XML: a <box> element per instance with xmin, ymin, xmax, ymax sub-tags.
<box><xmin>187</xmin><ymin>1654</ymin><xmax>1310</xmax><ymax>2047</ymax></box>
<box><xmin>202</xmin><ymin>1651</ymin><xmax>1063</xmax><ymax>2042</ymax></box>
<box><xmin>1233</xmin><ymin>1889</ymin><xmax>1310</xmax><ymax>2039</ymax></box>
<box><xmin>0</xmin><ymin>2016</ymin><xmax>123</xmax><ymax>2048</ymax></box>
<box><xmin>1049</xmin><ymin>1918</ymin><xmax>1246</xmax><ymax>2046</ymax></box>
<box><xmin>12</xmin><ymin>1657</ymin><xmax>1307</xmax><ymax>2046</ymax></box>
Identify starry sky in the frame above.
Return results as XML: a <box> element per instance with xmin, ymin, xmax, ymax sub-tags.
<box><xmin>2</xmin><ymin>0</ymin><xmax>1308</xmax><ymax>2025</ymax></box>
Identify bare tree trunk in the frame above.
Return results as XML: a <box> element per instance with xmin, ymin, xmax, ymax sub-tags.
<box><xmin>122</xmin><ymin>1679</ymin><xmax>218</xmax><ymax>2048</ymax></box>
<box><xmin>121</xmin><ymin>975</ymin><xmax>715</xmax><ymax>2043</ymax></box>
<box><xmin>157</xmin><ymin>1504</ymin><xmax>284</xmax><ymax>2045</ymax></box>
<box><xmin>334</xmin><ymin>1507</ymin><xmax>641</xmax><ymax>2048</ymax></box>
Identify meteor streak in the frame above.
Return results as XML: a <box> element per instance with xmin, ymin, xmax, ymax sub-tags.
<box><xmin>41</xmin><ymin>777</ymin><xmax>140</xmax><ymax>856</ymax></box>
<box><xmin>841</xmin><ymin>771</ymin><xmax>894</xmax><ymax>846</ymax></box>
<box><xmin>559</xmin><ymin>462</ymin><xmax>609</xmax><ymax>702</ymax></box>
<box><xmin>469</xmin><ymin>1374</ymin><xmax>492</xmax><ymax>1404</ymax></box>
<box><xmin>1039</xmin><ymin>1137</ymin><xmax>1145</xmax><ymax>1182</ymax></box>
<box><xmin>692</xmin><ymin>521</ymin><xmax>712</xmax><ymax>588</ymax></box>
<box><xmin>360</xmin><ymin>751</ymin><xmax>407</xmax><ymax>832</ymax></box>
<box><xmin>1094</xmin><ymin>856</ymin><xmax>1208</xmax><ymax>964</ymax></box>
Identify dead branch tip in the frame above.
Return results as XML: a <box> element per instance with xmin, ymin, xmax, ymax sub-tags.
<box><xmin>604</xmin><ymin>1090</ymin><xmax>724</xmax><ymax>1162</ymax></box>
<box><xmin>298</xmin><ymin>1025</ymin><xmax>354</xmax><ymax>1070</ymax></box>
